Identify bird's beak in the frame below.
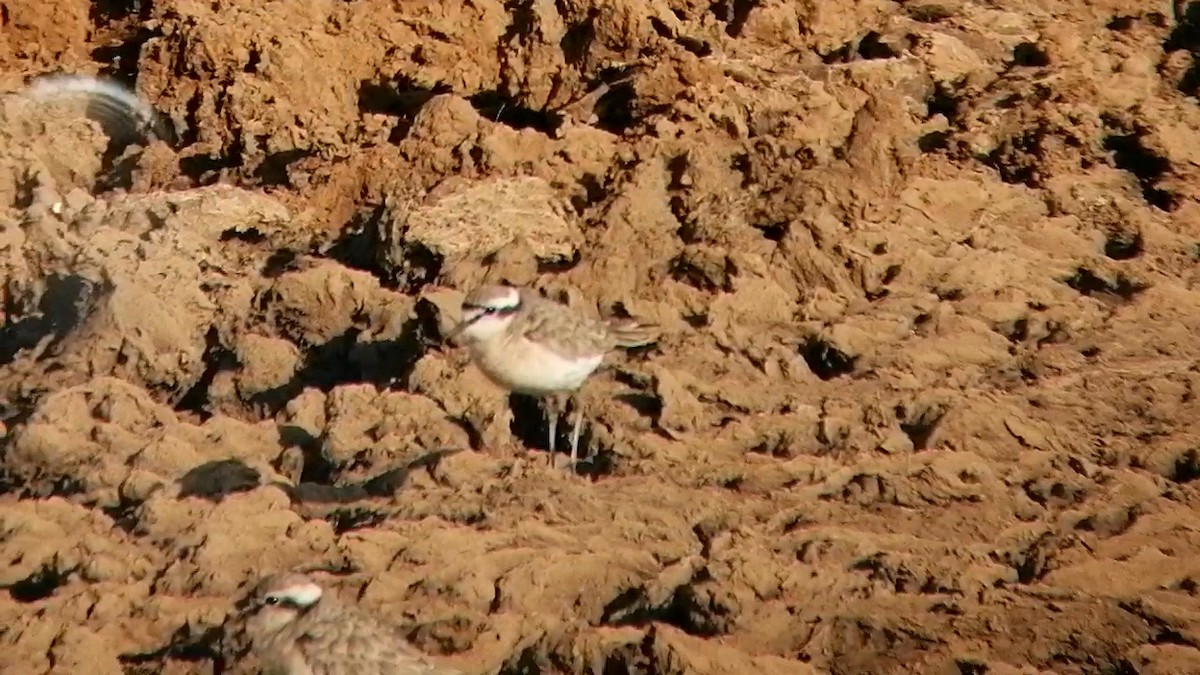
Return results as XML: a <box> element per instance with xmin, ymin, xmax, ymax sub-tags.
<box><xmin>445</xmin><ymin>314</ymin><xmax>477</xmax><ymax>345</ymax></box>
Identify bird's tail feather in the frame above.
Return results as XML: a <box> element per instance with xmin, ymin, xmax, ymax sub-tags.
<box><xmin>606</xmin><ymin>318</ymin><xmax>659</xmax><ymax>348</ymax></box>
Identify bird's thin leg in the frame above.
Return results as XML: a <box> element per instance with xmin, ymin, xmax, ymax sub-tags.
<box><xmin>568</xmin><ymin>398</ymin><xmax>585</xmax><ymax>470</ymax></box>
<box><xmin>545</xmin><ymin>395</ymin><xmax>558</xmax><ymax>462</ymax></box>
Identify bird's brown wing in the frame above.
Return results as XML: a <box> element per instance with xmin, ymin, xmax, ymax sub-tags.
<box><xmin>294</xmin><ymin>607</ymin><xmax>457</xmax><ymax>675</ymax></box>
<box><xmin>515</xmin><ymin>296</ymin><xmax>620</xmax><ymax>360</ymax></box>
<box><xmin>516</xmin><ymin>293</ymin><xmax>659</xmax><ymax>358</ymax></box>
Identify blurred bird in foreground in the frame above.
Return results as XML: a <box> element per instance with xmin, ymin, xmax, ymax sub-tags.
<box><xmin>4</xmin><ymin>73</ymin><xmax>170</xmax><ymax>146</ymax></box>
<box><xmin>236</xmin><ymin>571</ymin><xmax>460</xmax><ymax>675</ymax></box>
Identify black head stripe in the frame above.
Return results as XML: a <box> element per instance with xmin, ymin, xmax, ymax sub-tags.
<box><xmin>260</xmin><ymin>594</ymin><xmax>311</xmax><ymax>611</ymax></box>
<box><xmin>462</xmin><ymin>301</ymin><xmax>519</xmax><ymax>316</ymax></box>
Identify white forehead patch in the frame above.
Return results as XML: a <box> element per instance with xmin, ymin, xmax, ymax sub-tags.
<box><xmin>495</xmin><ymin>286</ymin><xmax>520</xmax><ymax>308</ymax></box>
<box><xmin>278</xmin><ymin>581</ymin><xmax>323</xmax><ymax>607</ymax></box>
<box><xmin>465</xmin><ymin>285</ymin><xmax>520</xmax><ymax>310</ymax></box>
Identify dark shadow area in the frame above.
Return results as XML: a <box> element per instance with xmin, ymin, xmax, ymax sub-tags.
<box><xmin>118</xmin><ymin>623</ymin><xmax>227</xmax><ymax>675</ymax></box>
<box><xmin>174</xmin><ymin>327</ymin><xmax>237</xmax><ymax>420</ymax></box>
<box><xmin>94</xmin><ymin>149</ymin><xmax>146</xmax><ymax>193</ymax></box>
<box><xmin>615</xmin><ymin>392</ymin><xmax>662</xmax><ymax>419</ymax></box>
<box><xmin>177</xmin><ymin>459</ymin><xmax>262</xmax><ymax>501</ymax></box>
<box><xmin>358</xmin><ymin>448</ymin><xmax>463</xmax><ymax>495</ymax></box>
<box><xmin>179</xmin><ymin>136</ymin><xmax>245</xmax><ymax>185</ymax></box>
<box><xmin>905</xmin><ymin>4</ymin><xmax>954</xmax><ymax>23</ymax></box>
<box><xmin>1103</xmin><ymin>130</ymin><xmax>1177</xmax><ymax>211</ymax></box>
<box><xmin>323</xmin><ymin>206</ymin><xmax>386</xmax><ymax>275</ymax></box>
<box><xmin>820</xmin><ymin>31</ymin><xmax>901</xmax><ymax>64</ymax></box>
<box><xmin>90</xmin><ymin>25</ymin><xmax>155</xmax><ymax>86</ymax></box>
<box><xmin>925</xmin><ymin>84</ymin><xmax>960</xmax><ymax>121</ymax></box>
<box><xmin>468</xmin><ymin>90</ymin><xmax>561</xmax><ymax>134</ymax></box>
<box><xmin>983</xmin><ymin>126</ymin><xmax>1047</xmax><ymax>187</ymax></box>
<box><xmin>536</xmin><ymin>249</ymin><xmax>582</xmax><ymax>274</ymax></box>
<box><xmin>248</xmin><ymin>302</ymin><xmax>440</xmax><ymax>418</ymax></box>
<box><xmin>591</xmin><ymin>81</ymin><xmax>639</xmax><ymax>133</ymax></box>
<box><xmin>357</xmin><ymin>77</ymin><xmax>451</xmax><ymax>142</ymax></box>
<box><xmin>100</xmin><ymin>494</ymin><xmax>143</xmax><ymax>534</ymax></box>
<box><xmin>252</xmin><ymin>148</ymin><xmax>313</xmax><ymax>187</ymax></box>
<box><xmin>897</xmin><ymin>405</ymin><xmax>946</xmax><ymax>451</ymax></box>
<box><xmin>956</xmin><ymin>659</ymin><xmax>989</xmax><ymax>675</ymax></box>
<box><xmin>600</xmin><ymin>575</ymin><xmax>728</xmax><ymax>637</ymax></box>
<box><xmin>90</xmin><ymin>0</ymin><xmax>149</xmax><ymax>23</ymax></box>
<box><xmin>568</xmin><ymin>172</ymin><xmax>608</xmax><ymax>214</ymax></box>
<box><xmin>509</xmin><ymin>388</ymin><xmax>633</xmax><ymax>478</ymax></box>
<box><xmin>561</xmin><ymin>10</ymin><xmax>599</xmax><ymax>65</ymax></box>
<box><xmin>326</xmin><ymin>205</ymin><xmax>445</xmax><ymax>293</ymax></box>
<box><xmin>283</xmin><ymin>448</ymin><xmax>465</xmax><ymax>502</ymax></box>
<box><xmin>508</xmin><ymin>393</ymin><xmax>562</xmax><ymax>455</ymax></box>
<box><xmin>247</xmin><ymin>330</ymin><xmax>405</xmax><ymax>408</ymax></box>
<box><xmin>219</xmin><ymin>226</ymin><xmax>268</xmax><ymax>245</ymax></box>
<box><xmin>324</xmin><ymin>507</ymin><xmax>390</xmax><ymax>534</ymax></box>
<box><xmin>0</xmin><ymin>273</ymin><xmax>106</xmax><ymax>367</ymax></box>
<box><xmin>261</xmin><ymin>249</ymin><xmax>302</xmax><ymax>278</ymax></box>
<box><xmin>0</xmin><ymin>461</ymin><xmax>23</xmax><ymax>498</ymax></box>
<box><xmin>389</xmin><ymin>241</ymin><xmax>445</xmax><ymax>294</ymax></box>
<box><xmin>497</xmin><ymin>644</ymin><xmax>582</xmax><ymax>675</ymax></box>
<box><xmin>1165</xmin><ymin>1</ymin><xmax>1200</xmax><ymax>53</ymax></box>
<box><xmin>1061</xmin><ymin>267</ymin><xmax>1150</xmax><ymax>304</ymax></box>
<box><xmin>752</xmin><ymin>221</ymin><xmax>787</xmax><ymax>242</ymax></box>
<box><xmin>508</xmin><ymin>393</ymin><xmax>616</xmax><ymax>476</ymax></box>
<box><xmin>709</xmin><ymin>0</ymin><xmax>758</xmax><ymax>38</ymax></box>
<box><xmin>6</xmin><ymin>563</ymin><xmax>75</xmax><ymax>603</ymax></box>
<box><xmin>1010</xmin><ymin>41</ymin><xmax>1050</xmax><ymax>67</ymax></box>
<box><xmin>7</xmin><ymin>470</ymin><xmax>86</xmax><ymax>501</ymax></box>
<box><xmin>648</xmin><ymin>16</ymin><xmax>712</xmax><ymax>57</ymax></box>
<box><xmin>917</xmin><ymin>130</ymin><xmax>950</xmax><ymax>153</ymax></box>
<box><xmin>668</xmin><ymin>253</ymin><xmax>734</xmax><ymax>293</ymax></box>
<box><xmin>1103</xmin><ymin>230</ymin><xmax>1143</xmax><ymax>260</ymax></box>
<box><xmin>800</xmin><ymin>337</ymin><xmax>857</xmax><ymax>380</ymax></box>
<box><xmin>1170</xmin><ymin>448</ymin><xmax>1200</xmax><ymax>483</ymax></box>
<box><xmin>574</xmin><ymin>445</ymin><xmax>620</xmax><ymax>479</ymax></box>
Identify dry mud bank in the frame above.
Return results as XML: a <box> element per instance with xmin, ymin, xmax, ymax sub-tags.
<box><xmin>2</xmin><ymin>1</ymin><xmax>1200</xmax><ymax>673</ymax></box>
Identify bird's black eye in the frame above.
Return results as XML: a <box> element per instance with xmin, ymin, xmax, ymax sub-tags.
<box><xmin>263</xmin><ymin>596</ymin><xmax>280</xmax><ymax>606</ymax></box>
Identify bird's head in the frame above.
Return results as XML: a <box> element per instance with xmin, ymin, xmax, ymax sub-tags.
<box><xmin>449</xmin><ymin>284</ymin><xmax>522</xmax><ymax>345</ymax></box>
<box><xmin>239</xmin><ymin>572</ymin><xmax>324</xmax><ymax>639</ymax></box>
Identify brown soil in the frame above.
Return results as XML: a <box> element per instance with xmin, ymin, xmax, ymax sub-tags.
<box><xmin>2</xmin><ymin>1</ymin><xmax>1200</xmax><ymax>674</ymax></box>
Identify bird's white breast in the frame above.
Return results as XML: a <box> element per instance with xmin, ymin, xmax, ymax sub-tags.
<box><xmin>470</xmin><ymin>337</ymin><xmax>604</xmax><ymax>396</ymax></box>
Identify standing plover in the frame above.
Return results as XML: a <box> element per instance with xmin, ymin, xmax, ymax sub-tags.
<box><xmin>449</xmin><ymin>284</ymin><xmax>657</xmax><ymax>468</ymax></box>
<box><xmin>237</xmin><ymin>572</ymin><xmax>458</xmax><ymax>675</ymax></box>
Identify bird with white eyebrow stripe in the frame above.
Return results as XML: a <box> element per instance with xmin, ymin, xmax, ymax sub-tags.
<box><xmin>448</xmin><ymin>284</ymin><xmax>658</xmax><ymax>469</ymax></box>
<box><xmin>236</xmin><ymin>572</ymin><xmax>459</xmax><ymax>675</ymax></box>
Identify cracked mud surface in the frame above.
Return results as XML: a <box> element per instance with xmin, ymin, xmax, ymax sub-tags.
<box><xmin>3</xmin><ymin>1</ymin><xmax>1200</xmax><ymax>673</ymax></box>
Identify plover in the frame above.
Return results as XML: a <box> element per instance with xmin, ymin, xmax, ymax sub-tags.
<box><xmin>449</xmin><ymin>284</ymin><xmax>657</xmax><ymax>468</ymax></box>
<box><xmin>236</xmin><ymin>572</ymin><xmax>458</xmax><ymax>675</ymax></box>
<box><xmin>9</xmin><ymin>73</ymin><xmax>169</xmax><ymax>143</ymax></box>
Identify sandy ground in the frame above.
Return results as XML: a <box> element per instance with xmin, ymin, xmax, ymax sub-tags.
<box><xmin>2</xmin><ymin>1</ymin><xmax>1200</xmax><ymax>673</ymax></box>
